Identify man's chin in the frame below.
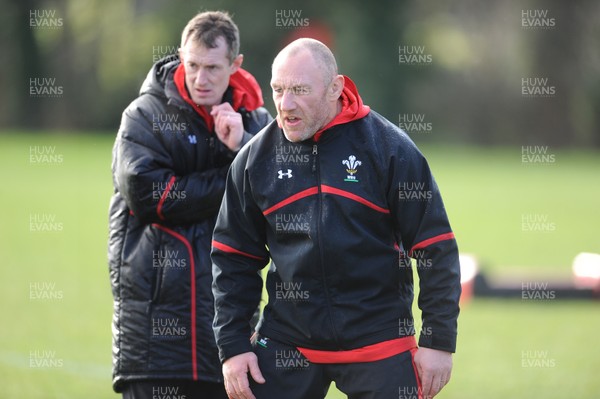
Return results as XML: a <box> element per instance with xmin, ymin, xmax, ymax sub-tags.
<box><xmin>282</xmin><ymin>129</ymin><xmax>314</xmax><ymax>143</ymax></box>
<box><xmin>191</xmin><ymin>98</ymin><xmax>215</xmax><ymax>108</ymax></box>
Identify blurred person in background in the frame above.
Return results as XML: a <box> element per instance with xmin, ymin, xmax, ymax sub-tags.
<box><xmin>108</xmin><ymin>11</ymin><xmax>271</xmax><ymax>399</ymax></box>
<box><xmin>212</xmin><ymin>38</ymin><xmax>460</xmax><ymax>399</ymax></box>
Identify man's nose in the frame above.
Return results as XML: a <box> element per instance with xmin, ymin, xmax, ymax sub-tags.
<box><xmin>194</xmin><ymin>68</ymin><xmax>209</xmax><ymax>86</ymax></box>
<box><xmin>280</xmin><ymin>90</ymin><xmax>296</xmax><ymax>111</ymax></box>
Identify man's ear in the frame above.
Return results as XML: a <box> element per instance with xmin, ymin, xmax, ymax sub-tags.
<box><xmin>230</xmin><ymin>54</ymin><xmax>244</xmax><ymax>73</ymax></box>
<box><xmin>328</xmin><ymin>75</ymin><xmax>345</xmax><ymax>100</ymax></box>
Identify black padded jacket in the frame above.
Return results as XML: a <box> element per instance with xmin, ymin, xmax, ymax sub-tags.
<box><xmin>108</xmin><ymin>57</ymin><xmax>271</xmax><ymax>392</ymax></box>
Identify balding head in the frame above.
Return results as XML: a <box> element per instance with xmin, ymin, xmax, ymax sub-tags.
<box><xmin>270</xmin><ymin>38</ymin><xmax>345</xmax><ymax>142</ymax></box>
<box><xmin>273</xmin><ymin>38</ymin><xmax>338</xmax><ymax>86</ymax></box>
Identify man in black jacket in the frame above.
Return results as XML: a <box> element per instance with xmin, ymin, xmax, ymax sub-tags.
<box><xmin>211</xmin><ymin>38</ymin><xmax>460</xmax><ymax>399</ymax></box>
<box><xmin>108</xmin><ymin>11</ymin><xmax>271</xmax><ymax>398</ymax></box>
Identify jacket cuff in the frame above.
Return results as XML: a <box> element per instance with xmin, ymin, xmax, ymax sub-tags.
<box><xmin>418</xmin><ymin>331</ymin><xmax>457</xmax><ymax>353</ymax></box>
<box><xmin>218</xmin><ymin>337</ymin><xmax>254</xmax><ymax>363</ymax></box>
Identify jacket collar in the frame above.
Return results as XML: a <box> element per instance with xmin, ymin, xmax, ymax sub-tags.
<box><xmin>313</xmin><ymin>75</ymin><xmax>370</xmax><ymax>142</ymax></box>
<box><xmin>172</xmin><ymin>63</ymin><xmax>265</xmax><ymax>132</ymax></box>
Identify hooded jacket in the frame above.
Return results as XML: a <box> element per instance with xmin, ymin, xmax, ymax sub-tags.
<box><xmin>211</xmin><ymin>76</ymin><xmax>460</xmax><ymax>362</ymax></box>
<box><xmin>108</xmin><ymin>56</ymin><xmax>271</xmax><ymax>392</ymax></box>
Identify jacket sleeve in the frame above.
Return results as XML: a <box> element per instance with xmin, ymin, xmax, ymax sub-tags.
<box><xmin>211</xmin><ymin>149</ymin><xmax>270</xmax><ymax>363</ymax></box>
<box><xmin>114</xmin><ymin>104</ymin><xmax>229</xmax><ymax>225</ymax></box>
<box><xmin>387</xmin><ymin>137</ymin><xmax>461</xmax><ymax>353</ymax></box>
<box><xmin>216</xmin><ymin>106</ymin><xmax>274</xmax><ymax>163</ymax></box>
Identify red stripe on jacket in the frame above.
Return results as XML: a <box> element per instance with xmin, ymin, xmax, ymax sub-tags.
<box><xmin>212</xmin><ymin>240</ymin><xmax>266</xmax><ymax>261</ymax></box>
<box><xmin>152</xmin><ymin>223</ymin><xmax>198</xmax><ymax>380</ymax></box>
<box><xmin>262</xmin><ymin>185</ymin><xmax>389</xmax><ymax>216</ymax></box>
<box><xmin>297</xmin><ymin>335</ymin><xmax>417</xmax><ymax>364</ymax></box>
<box><xmin>263</xmin><ymin>187</ymin><xmax>319</xmax><ymax>216</ymax></box>
<box><xmin>321</xmin><ymin>185</ymin><xmax>389</xmax><ymax>214</ymax></box>
<box><xmin>156</xmin><ymin>176</ymin><xmax>176</xmax><ymax>221</ymax></box>
<box><xmin>409</xmin><ymin>232</ymin><xmax>455</xmax><ymax>257</ymax></box>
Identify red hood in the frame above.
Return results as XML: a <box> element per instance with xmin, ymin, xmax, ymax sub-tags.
<box><xmin>229</xmin><ymin>68</ymin><xmax>265</xmax><ymax>112</ymax></box>
<box><xmin>174</xmin><ymin>64</ymin><xmax>265</xmax><ymax>131</ymax></box>
<box><xmin>313</xmin><ymin>75</ymin><xmax>370</xmax><ymax>141</ymax></box>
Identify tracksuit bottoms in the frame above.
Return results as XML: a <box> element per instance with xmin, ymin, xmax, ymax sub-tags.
<box><xmin>249</xmin><ymin>335</ymin><xmax>422</xmax><ymax>399</ymax></box>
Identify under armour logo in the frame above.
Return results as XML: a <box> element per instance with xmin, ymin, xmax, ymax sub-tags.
<box><xmin>188</xmin><ymin>135</ymin><xmax>197</xmax><ymax>144</ymax></box>
<box><xmin>278</xmin><ymin>169</ymin><xmax>293</xmax><ymax>179</ymax></box>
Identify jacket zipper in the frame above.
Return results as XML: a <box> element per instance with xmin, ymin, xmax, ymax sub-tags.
<box><xmin>312</xmin><ymin>142</ymin><xmax>341</xmax><ymax>346</ymax></box>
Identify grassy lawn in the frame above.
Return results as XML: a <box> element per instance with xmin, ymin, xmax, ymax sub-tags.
<box><xmin>424</xmin><ymin>144</ymin><xmax>600</xmax><ymax>273</ymax></box>
<box><xmin>0</xmin><ymin>132</ymin><xmax>598</xmax><ymax>398</ymax></box>
<box><xmin>328</xmin><ymin>299</ymin><xmax>600</xmax><ymax>399</ymax></box>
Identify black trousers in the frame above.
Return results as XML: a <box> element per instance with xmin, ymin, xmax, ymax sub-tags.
<box><xmin>249</xmin><ymin>336</ymin><xmax>421</xmax><ymax>399</ymax></box>
<box><xmin>122</xmin><ymin>379</ymin><xmax>228</xmax><ymax>399</ymax></box>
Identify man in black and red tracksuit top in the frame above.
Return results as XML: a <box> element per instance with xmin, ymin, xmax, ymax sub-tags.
<box><xmin>211</xmin><ymin>38</ymin><xmax>460</xmax><ymax>399</ymax></box>
<box><xmin>108</xmin><ymin>12</ymin><xmax>271</xmax><ymax>399</ymax></box>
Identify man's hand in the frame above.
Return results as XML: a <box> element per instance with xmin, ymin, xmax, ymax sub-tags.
<box><xmin>222</xmin><ymin>352</ymin><xmax>265</xmax><ymax>399</ymax></box>
<box><xmin>211</xmin><ymin>103</ymin><xmax>244</xmax><ymax>151</ymax></box>
<box><xmin>413</xmin><ymin>347</ymin><xmax>453</xmax><ymax>399</ymax></box>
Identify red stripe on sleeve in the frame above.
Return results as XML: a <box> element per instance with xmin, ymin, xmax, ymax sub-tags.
<box><xmin>262</xmin><ymin>186</ymin><xmax>319</xmax><ymax>216</ymax></box>
<box><xmin>321</xmin><ymin>185</ymin><xmax>390</xmax><ymax>214</ymax></box>
<box><xmin>156</xmin><ymin>176</ymin><xmax>176</xmax><ymax>221</ymax></box>
<box><xmin>409</xmin><ymin>232</ymin><xmax>455</xmax><ymax>256</ymax></box>
<box><xmin>212</xmin><ymin>240</ymin><xmax>266</xmax><ymax>261</ymax></box>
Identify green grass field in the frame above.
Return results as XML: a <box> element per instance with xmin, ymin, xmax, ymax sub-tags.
<box><xmin>0</xmin><ymin>132</ymin><xmax>598</xmax><ymax>398</ymax></box>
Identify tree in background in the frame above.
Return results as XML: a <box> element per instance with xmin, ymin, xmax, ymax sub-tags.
<box><xmin>1</xmin><ymin>0</ymin><xmax>598</xmax><ymax>147</ymax></box>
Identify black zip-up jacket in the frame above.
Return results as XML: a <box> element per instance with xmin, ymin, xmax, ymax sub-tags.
<box><xmin>108</xmin><ymin>57</ymin><xmax>271</xmax><ymax>392</ymax></box>
<box><xmin>211</xmin><ymin>77</ymin><xmax>460</xmax><ymax>363</ymax></box>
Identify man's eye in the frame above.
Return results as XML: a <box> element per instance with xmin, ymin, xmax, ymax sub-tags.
<box><xmin>293</xmin><ymin>86</ymin><xmax>308</xmax><ymax>95</ymax></box>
